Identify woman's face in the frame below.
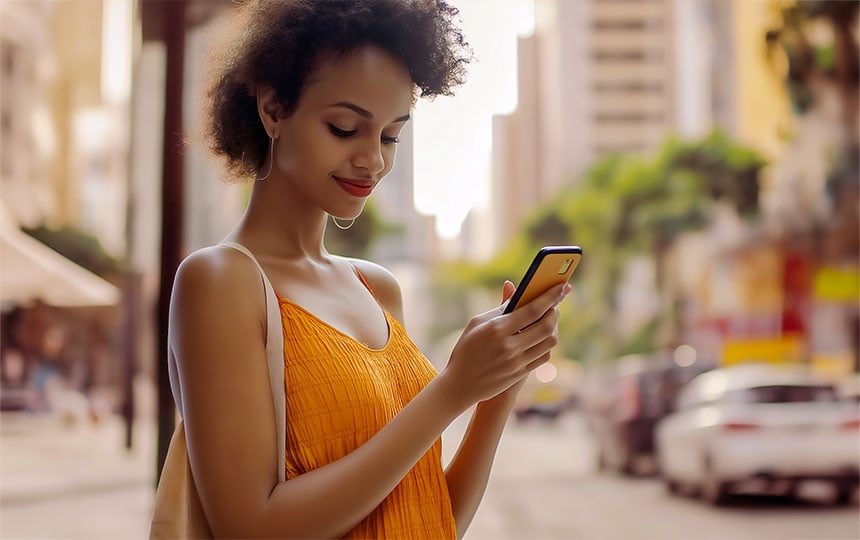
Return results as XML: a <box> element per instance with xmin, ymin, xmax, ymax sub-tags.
<box><xmin>270</xmin><ymin>46</ymin><xmax>413</xmax><ymax>219</ymax></box>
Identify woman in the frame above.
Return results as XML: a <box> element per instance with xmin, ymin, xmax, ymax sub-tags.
<box><xmin>166</xmin><ymin>0</ymin><xmax>570</xmax><ymax>537</ymax></box>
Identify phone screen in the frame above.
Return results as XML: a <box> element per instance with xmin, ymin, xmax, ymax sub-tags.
<box><xmin>503</xmin><ymin>246</ymin><xmax>582</xmax><ymax>314</ymax></box>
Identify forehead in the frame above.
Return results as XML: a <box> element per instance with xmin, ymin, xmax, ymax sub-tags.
<box><xmin>299</xmin><ymin>46</ymin><xmax>414</xmax><ymax>120</ymax></box>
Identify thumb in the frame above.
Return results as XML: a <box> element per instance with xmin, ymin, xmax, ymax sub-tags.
<box><xmin>501</xmin><ymin>280</ymin><xmax>516</xmax><ymax>304</ymax></box>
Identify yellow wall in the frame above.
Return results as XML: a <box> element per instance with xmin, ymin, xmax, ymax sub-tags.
<box><xmin>733</xmin><ymin>0</ymin><xmax>793</xmax><ymax>161</ymax></box>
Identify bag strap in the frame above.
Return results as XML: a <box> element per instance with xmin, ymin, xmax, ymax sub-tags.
<box><xmin>219</xmin><ymin>241</ymin><xmax>286</xmax><ymax>483</ymax></box>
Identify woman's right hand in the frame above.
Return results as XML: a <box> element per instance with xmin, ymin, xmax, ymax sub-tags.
<box><xmin>437</xmin><ymin>282</ymin><xmax>570</xmax><ymax>411</ymax></box>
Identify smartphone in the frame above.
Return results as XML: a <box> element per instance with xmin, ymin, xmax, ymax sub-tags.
<box><xmin>503</xmin><ymin>246</ymin><xmax>582</xmax><ymax>314</ymax></box>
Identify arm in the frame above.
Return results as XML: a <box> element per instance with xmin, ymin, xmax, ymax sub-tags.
<box><xmin>172</xmin><ymin>250</ymin><xmax>567</xmax><ymax>539</ymax></box>
<box><xmin>357</xmin><ymin>269</ymin><xmax>563</xmax><ymax>537</ymax></box>
<box><xmin>444</xmin><ymin>390</ymin><xmax>522</xmax><ymax>538</ymax></box>
<box><xmin>443</xmin><ymin>281</ymin><xmax>559</xmax><ymax>538</ymax></box>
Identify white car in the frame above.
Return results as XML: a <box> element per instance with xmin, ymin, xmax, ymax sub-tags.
<box><xmin>656</xmin><ymin>364</ymin><xmax>860</xmax><ymax>505</ymax></box>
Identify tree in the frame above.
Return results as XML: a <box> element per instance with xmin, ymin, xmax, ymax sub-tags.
<box><xmin>765</xmin><ymin>0</ymin><xmax>859</xmax><ymax>246</ymax></box>
<box><xmin>439</xmin><ymin>130</ymin><xmax>765</xmax><ymax>364</ymax></box>
<box><xmin>323</xmin><ymin>200</ymin><xmax>403</xmax><ymax>259</ymax></box>
<box><xmin>23</xmin><ymin>224</ymin><xmax>124</xmax><ymax>280</ymax></box>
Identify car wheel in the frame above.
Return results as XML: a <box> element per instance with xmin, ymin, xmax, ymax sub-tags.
<box><xmin>619</xmin><ymin>446</ymin><xmax>636</xmax><ymax>476</ymax></box>
<box><xmin>665</xmin><ymin>477</ymin><xmax>681</xmax><ymax>495</ymax></box>
<box><xmin>834</xmin><ymin>482</ymin><xmax>855</xmax><ymax>506</ymax></box>
<box><xmin>701</xmin><ymin>459</ymin><xmax>730</xmax><ymax>506</ymax></box>
<box><xmin>595</xmin><ymin>445</ymin><xmax>607</xmax><ymax>471</ymax></box>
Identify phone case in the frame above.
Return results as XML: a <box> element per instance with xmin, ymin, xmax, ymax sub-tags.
<box><xmin>504</xmin><ymin>246</ymin><xmax>582</xmax><ymax>314</ymax></box>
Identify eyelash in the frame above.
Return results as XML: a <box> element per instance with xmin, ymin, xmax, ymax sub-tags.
<box><xmin>327</xmin><ymin>124</ymin><xmax>400</xmax><ymax>145</ymax></box>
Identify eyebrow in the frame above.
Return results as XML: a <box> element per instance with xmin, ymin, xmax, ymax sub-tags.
<box><xmin>329</xmin><ymin>101</ymin><xmax>410</xmax><ymax>123</ymax></box>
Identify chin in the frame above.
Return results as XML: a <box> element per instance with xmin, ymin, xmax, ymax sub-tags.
<box><xmin>331</xmin><ymin>203</ymin><xmax>367</xmax><ymax>220</ymax></box>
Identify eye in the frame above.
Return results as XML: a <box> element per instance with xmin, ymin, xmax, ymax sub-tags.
<box><xmin>381</xmin><ymin>134</ymin><xmax>401</xmax><ymax>145</ymax></box>
<box><xmin>327</xmin><ymin>124</ymin><xmax>356</xmax><ymax>138</ymax></box>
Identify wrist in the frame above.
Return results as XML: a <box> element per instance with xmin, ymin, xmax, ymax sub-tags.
<box><xmin>428</xmin><ymin>372</ymin><xmax>471</xmax><ymax>418</ymax></box>
<box><xmin>478</xmin><ymin>390</ymin><xmax>518</xmax><ymax>413</ymax></box>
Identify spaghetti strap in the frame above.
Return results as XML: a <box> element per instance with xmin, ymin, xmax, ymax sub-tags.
<box><xmin>352</xmin><ymin>266</ymin><xmax>376</xmax><ymax>297</ymax></box>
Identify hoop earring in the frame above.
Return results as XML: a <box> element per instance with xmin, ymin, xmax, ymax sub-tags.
<box><xmin>257</xmin><ymin>136</ymin><xmax>275</xmax><ymax>182</ymax></box>
<box><xmin>330</xmin><ymin>216</ymin><xmax>356</xmax><ymax>230</ymax></box>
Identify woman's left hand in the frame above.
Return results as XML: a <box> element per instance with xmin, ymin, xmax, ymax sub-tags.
<box><xmin>483</xmin><ymin>280</ymin><xmax>529</xmax><ymax>407</ymax></box>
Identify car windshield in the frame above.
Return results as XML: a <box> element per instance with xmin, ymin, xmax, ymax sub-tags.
<box><xmin>726</xmin><ymin>385</ymin><xmax>838</xmax><ymax>404</ymax></box>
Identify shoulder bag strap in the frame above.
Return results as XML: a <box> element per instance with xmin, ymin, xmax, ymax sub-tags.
<box><xmin>219</xmin><ymin>241</ymin><xmax>286</xmax><ymax>483</ymax></box>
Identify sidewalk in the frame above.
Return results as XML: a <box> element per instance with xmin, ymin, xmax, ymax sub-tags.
<box><xmin>0</xmin><ymin>411</ymin><xmax>156</xmax><ymax>540</ymax></box>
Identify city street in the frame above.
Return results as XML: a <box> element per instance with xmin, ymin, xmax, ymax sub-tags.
<box><xmin>450</xmin><ymin>413</ymin><xmax>860</xmax><ymax>540</ymax></box>
<box><xmin>1</xmin><ymin>409</ymin><xmax>858</xmax><ymax>539</ymax></box>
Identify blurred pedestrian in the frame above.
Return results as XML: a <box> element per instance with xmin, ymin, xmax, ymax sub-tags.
<box><xmin>152</xmin><ymin>1</ymin><xmax>570</xmax><ymax>538</ymax></box>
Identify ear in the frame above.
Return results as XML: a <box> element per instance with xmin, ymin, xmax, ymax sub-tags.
<box><xmin>256</xmin><ymin>86</ymin><xmax>284</xmax><ymax>138</ymax></box>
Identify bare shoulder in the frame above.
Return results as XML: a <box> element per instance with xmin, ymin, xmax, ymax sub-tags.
<box><xmin>173</xmin><ymin>246</ymin><xmax>264</xmax><ymax>304</ymax></box>
<box><xmin>170</xmin><ymin>245</ymin><xmax>268</xmax><ymax>350</ymax></box>
<box><xmin>343</xmin><ymin>257</ymin><xmax>404</xmax><ymax>323</ymax></box>
<box><xmin>167</xmin><ymin>245</ymin><xmax>281</xmax><ymax>531</ymax></box>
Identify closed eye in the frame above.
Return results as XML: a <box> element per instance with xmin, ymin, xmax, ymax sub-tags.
<box><xmin>328</xmin><ymin>124</ymin><xmax>356</xmax><ymax>138</ymax></box>
<box><xmin>328</xmin><ymin>123</ymin><xmax>400</xmax><ymax>145</ymax></box>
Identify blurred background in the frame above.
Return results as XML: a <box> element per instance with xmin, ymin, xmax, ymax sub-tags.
<box><xmin>0</xmin><ymin>0</ymin><xmax>858</xmax><ymax>539</ymax></box>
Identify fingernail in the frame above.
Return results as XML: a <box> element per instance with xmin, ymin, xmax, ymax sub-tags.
<box><xmin>562</xmin><ymin>283</ymin><xmax>572</xmax><ymax>296</ymax></box>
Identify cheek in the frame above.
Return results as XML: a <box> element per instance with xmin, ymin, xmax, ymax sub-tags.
<box><xmin>275</xmin><ymin>136</ymin><xmax>325</xmax><ymax>175</ymax></box>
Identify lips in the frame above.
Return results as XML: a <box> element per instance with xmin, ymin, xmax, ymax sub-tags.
<box><xmin>334</xmin><ymin>177</ymin><xmax>375</xmax><ymax>198</ymax></box>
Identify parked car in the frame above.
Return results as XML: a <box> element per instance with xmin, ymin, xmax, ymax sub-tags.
<box><xmin>514</xmin><ymin>362</ymin><xmax>580</xmax><ymax>422</ymax></box>
<box><xmin>585</xmin><ymin>353</ymin><xmax>709</xmax><ymax>475</ymax></box>
<box><xmin>656</xmin><ymin>363</ymin><xmax>860</xmax><ymax>505</ymax></box>
<box><xmin>837</xmin><ymin>374</ymin><xmax>860</xmax><ymax>403</ymax></box>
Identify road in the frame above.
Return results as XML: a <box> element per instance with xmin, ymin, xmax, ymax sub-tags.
<box><xmin>445</xmin><ymin>411</ymin><xmax>860</xmax><ymax>540</ymax></box>
<box><xmin>1</xmin><ymin>410</ymin><xmax>857</xmax><ymax>539</ymax></box>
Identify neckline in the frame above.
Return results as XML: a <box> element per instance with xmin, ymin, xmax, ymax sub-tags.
<box><xmin>278</xmin><ymin>297</ymin><xmax>394</xmax><ymax>353</ymax></box>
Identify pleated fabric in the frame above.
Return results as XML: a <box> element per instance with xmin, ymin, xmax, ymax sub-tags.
<box><xmin>279</xmin><ymin>287</ymin><xmax>456</xmax><ymax>539</ymax></box>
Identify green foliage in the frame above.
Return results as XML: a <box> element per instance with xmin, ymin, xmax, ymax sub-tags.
<box><xmin>23</xmin><ymin>224</ymin><xmax>123</xmax><ymax>279</ymax></box>
<box><xmin>324</xmin><ymin>200</ymin><xmax>403</xmax><ymax>259</ymax></box>
<box><xmin>427</xmin><ymin>273</ymin><xmax>474</xmax><ymax>343</ymax></box>
<box><xmin>615</xmin><ymin>315</ymin><xmax>662</xmax><ymax>358</ymax></box>
<box><xmin>765</xmin><ymin>0</ymin><xmax>860</xmax><ymax>114</ymax></box>
<box><xmin>435</xmin><ymin>129</ymin><xmax>766</xmax><ymax>364</ymax></box>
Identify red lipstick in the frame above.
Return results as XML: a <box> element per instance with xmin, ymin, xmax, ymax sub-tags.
<box><xmin>335</xmin><ymin>178</ymin><xmax>374</xmax><ymax>198</ymax></box>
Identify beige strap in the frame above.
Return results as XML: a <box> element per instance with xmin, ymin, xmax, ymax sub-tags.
<box><xmin>219</xmin><ymin>241</ymin><xmax>286</xmax><ymax>483</ymax></box>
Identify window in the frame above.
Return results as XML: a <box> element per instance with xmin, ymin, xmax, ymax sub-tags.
<box><xmin>726</xmin><ymin>385</ymin><xmax>839</xmax><ymax>404</ymax></box>
<box><xmin>591</xmin><ymin>49</ymin><xmax>664</xmax><ymax>62</ymax></box>
<box><xmin>594</xmin><ymin>111</ymin><xmax>665</xmax><ymax>123</ymax></box>
<box><xmin>591</xmin><ymin>18</ymin><xmax>663</xmax><ymax>31</ymax></box>
<box><xmin>593</xmin><ymin>81</ymin><xmax>664</xmax><ymax>93</ymax></box>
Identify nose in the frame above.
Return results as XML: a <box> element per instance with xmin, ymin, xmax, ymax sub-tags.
<box><xmin>352</xmin><ymin>137</ymin><xmax>385</xmax><ymax>175</ymax></box>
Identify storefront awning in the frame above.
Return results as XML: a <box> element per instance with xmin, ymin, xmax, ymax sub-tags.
<box><xmin>1</xmin><ymin>213</ymin><xmax>120</xmax><ymax>309</ymax></box>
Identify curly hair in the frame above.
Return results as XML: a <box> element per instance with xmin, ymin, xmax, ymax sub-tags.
<box><xmin>204</xmin><ymin>0</ymin><xmax>473</xmax><ymax>179</ymax></box>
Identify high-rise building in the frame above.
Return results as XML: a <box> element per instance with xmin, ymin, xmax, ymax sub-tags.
<box><xmin>486</xmin><ymin>0</ymin><xmax>778</xmax><ymax>253</ymax></box>
<box><xmin>487</xmin><ymin>0</ymin><xmax>681</xmax><ymax>252</ymax></box>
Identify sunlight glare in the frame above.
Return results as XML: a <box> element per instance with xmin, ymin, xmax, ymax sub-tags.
<box><xmin>535</xmin><ymin>362</ymin><xmax>558</xmax><ymax>384</ymax></box>
<box><xmin>413</xmin><ymin>0</ymin><xmax>535</xmax><ymax>238</ymax></box>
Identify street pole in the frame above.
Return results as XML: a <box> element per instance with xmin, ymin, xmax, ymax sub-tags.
<box><xmin>156</xmin><ymin>0</ymin><xmax>187</xmax><ymax>481</ymax></box>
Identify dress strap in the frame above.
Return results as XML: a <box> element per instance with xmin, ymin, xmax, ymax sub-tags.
<box><xmin>352</xmin><ymin>266</ymin><xmax>376</xmax><ymax>297</ymax></box>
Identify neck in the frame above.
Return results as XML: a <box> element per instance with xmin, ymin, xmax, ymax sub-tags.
<box><xmin>224</xmin><ymin>178</ymin><xmax>330</xmax><ymax>261</ymax></box>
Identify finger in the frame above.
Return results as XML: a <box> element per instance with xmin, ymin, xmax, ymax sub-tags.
<box><xmin>519</xmin><ymin>351</ymin><xmax>552</xmax><ymax>376</ymax></box>
<box><xmin>499</xmin><ymin>283</ymin><xmax>568</xmax><ymax>333</ymax></box>
<box><xmin>524</xmin><ymin>326</ymin><xmax>559</xmax><ymax>357</ymax></box>
<box><xmin>476</xmin><ymin>280</ymin><xmax>521</xmax><ymax>323</ymax></box>
<box><xmin>500</xmin><ymin>280</ymin><xmax>515</xmax><ymax>303</ymax></box>
<box><xmin>509</xmin><ymin>305</ymin><xmax>560</xmax><ymax>352</ymax></box>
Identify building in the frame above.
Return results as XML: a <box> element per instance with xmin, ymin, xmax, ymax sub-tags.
<box><xmin>485</xmin><ymin>0</ymin><xmax>791</xmax><ymax>254</ymax></box>
<box><xmin>488</xmin><ymin>0</ymin><xmax>681</xmax><ymax>253</ymax></box>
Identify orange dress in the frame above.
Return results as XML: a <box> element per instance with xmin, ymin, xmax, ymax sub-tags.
<box><xmin>278</xmin><ymin>275</ymin><xmax>456</xmax><ymax>539</ymax></box>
